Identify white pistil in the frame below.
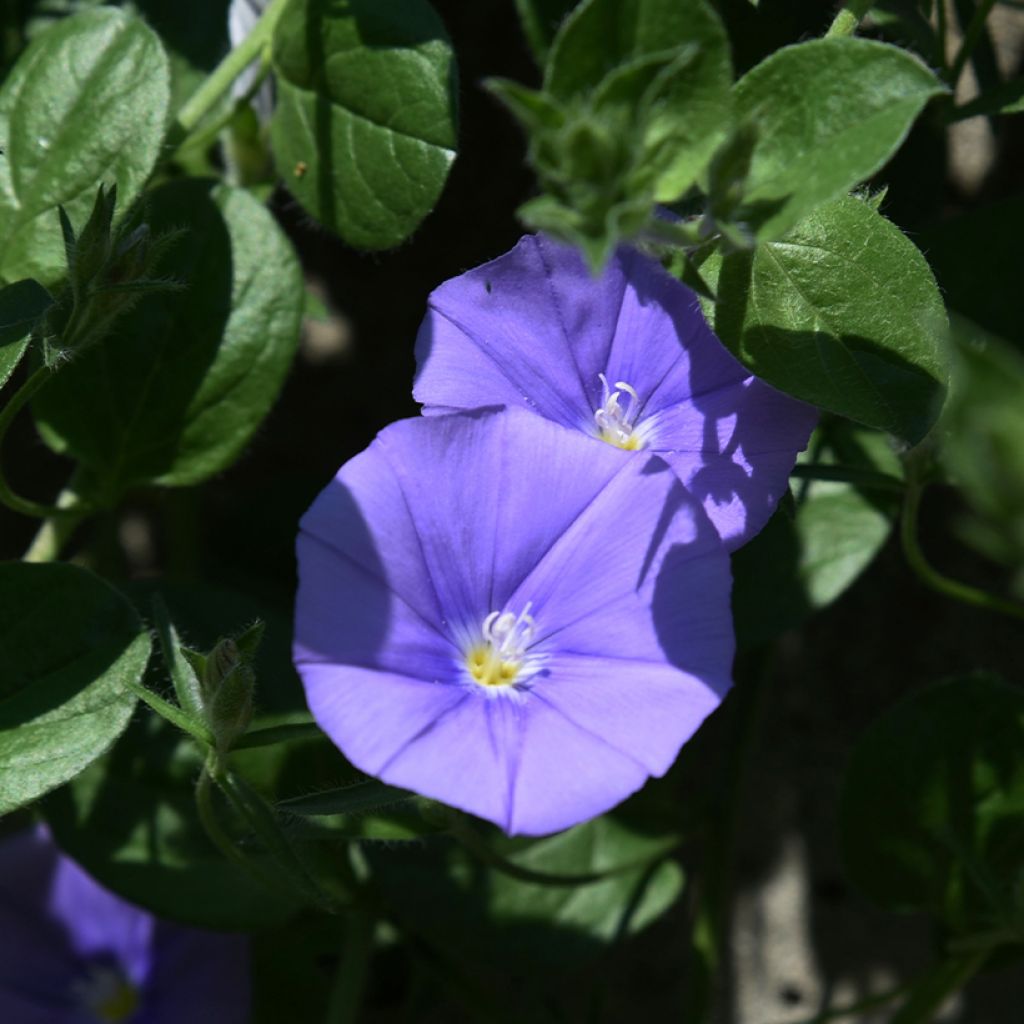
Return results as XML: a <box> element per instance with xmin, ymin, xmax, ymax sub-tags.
<box><xmin>594</xmin><ymin>374</ymin><xmax>644</xmax><ymax>450</ymax></box>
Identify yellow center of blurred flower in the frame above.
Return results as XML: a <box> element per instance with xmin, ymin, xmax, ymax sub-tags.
<box><xmin>75</xmin><ymin>964</ymin><xmax>140</xmax><ymax>1024</ymax></box>
<box><xmin>96</xmin><ymin>984</ymin><xmax>140</xmax><ymax>1023</ymax></box>
<box><xmin>594</xmin><ymin>374</ymin><xmax>645</xmax><ymax>450</ymax></box>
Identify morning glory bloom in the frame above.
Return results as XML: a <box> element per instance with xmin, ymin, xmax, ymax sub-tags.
<box><xmin>0</xmin><ymin>828</ymin><xmax>249</xmax><ymax>1024</ymax></box>
<box><xmin>413</xmin><ymin>235</ymin><xmax>817</xmax><ymax>550</ymax></box>
<box><xmin>293</xmin><ymin>408</ymin><xmax>734</xmax><ymax>836</ymax></box>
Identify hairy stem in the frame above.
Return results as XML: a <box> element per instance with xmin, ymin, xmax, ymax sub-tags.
<box><xmin>171</xmin><ymin>0</ymin><xmax>290</xmax><ymax>143</ymax></box>
<box><xmin>901</xmin><ymin>481</ymin><xmax>1024</xmax><ymax>622</ymax></box>
<box><xmin>324</xmin><ymin>909</ymin><xmax>376</xmax><ymax>1024</ymax></box>
<box><xmin>948</xmin><ymin>0</ymin><xmax>997</xmax><ymax>84</ymax></box>
<box><xmin>0</xmin><ymin>367</ymin><xmax>88</xmax><ymax>520</ymax></box>
<box><xmin>22</xmin><ymin>475</ymin><xmax>89</xmax><ymax>560</ymax></box>
<box><xmin>825</xmin><ymin>0</ymin><xmax>873</xmax><ymax>38</ymax></box>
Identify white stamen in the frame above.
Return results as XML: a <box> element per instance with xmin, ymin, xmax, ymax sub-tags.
<box><xmin>465</xmin><ymin>602</ymin><xmax>540</xmax><ymax>692</ymax></box>
<box><xmin>594</xmin><ymin>374</ymin><xmax>644</xmax><ymax>449</ymax></box>
<box><xmin>483</xmin><ymin>601</ymin><xmax>535</xmax><ymax>659</ymax></box>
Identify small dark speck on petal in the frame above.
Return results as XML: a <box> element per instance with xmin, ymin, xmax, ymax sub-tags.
<box><xmin>485</xmin><ymin>280</ymin><xmax>492</xmax><ymax>294</ymax></box>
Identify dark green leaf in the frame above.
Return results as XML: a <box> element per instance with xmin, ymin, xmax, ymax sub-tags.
<box><xmin>514</xmin><ymin>0</ymin><xmax>578</xmax><ymax>64</ymax></box>
<box><xmin>0</xmin><ymin>562</ymin><xmax>148</xmax><ymax>814</ymax></box>
<box><xmin>545</xmin><ymin>0</ymin><xmax>733</xmax><ymax>202</ymax></box>
<box><xmin>278</xmin><ymin>779</ymin><xmax>414</xmax><ymax>817</ymax></box>
<box><xmin>32</xmin><ymin>179</ymin><xmax>303</xmax><ymax>501</ymax></box>
<box><xmin>0</xmin><ymin>278</ymin><xmax>52</xmax><ymax>388</ymax></box>
<box><xmin>43</xmin><ymin>712</ymin><xmax>298</xmax><ymax>930</ymax></box>
<box><xmin>270</xmin><ymin>0</ymin><xmax>457</xmax><ymax>249</ymax></box>
<box><xmin>371</xmin><ymin>814</ymin><xmax>684</xmax><ymax>970</ymax></box>
<box><xmin>733</xmin><ymin>424</ymin><xmax>900</xmax><ymax>647</ymax></box>
<box><xmin>840</xmin><ymin>674</ymin><xmax>1024</xmax><ymax>935</ymax></box>
<box><xmin>0</xmin><ymin>8</ymin><xmax>170</xmax><ymax>285</ymax></box>
<box><xmin>277</xmin><ymin>779</ymin><xmax>445</xmax><ymax>842</ymax></box>
<box><xmin>941</xmin><ymin>319</ymin><xmax>1024</xmax><ymax>593</ymax></box>
<box><xmin>703</xmin><ymin>195</ymin><xmax>949</xmax><ymax>443</ymax></box>
<box><xmin>732</xmin><ymin>38</ymin><xmax>945</xmax><ymax>240</ymax></box>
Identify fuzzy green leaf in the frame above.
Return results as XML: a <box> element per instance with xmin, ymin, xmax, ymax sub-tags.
<box><xmin>703</xmin><ymin>196</ymin><xmax>949</xmax><ymax>443</ymax></box>
<box><xmin>270</xmin><ymin>0</ymin><xmax>457</xmax><ymax>249</ymax></box>
<box><xmin>0</xmin><ymin>9</ymin><xmax>170</xmax><ymax>285</ymax></box>
<box><xmin>732</xmin><ymin>38</ymin><xmax>945</xmax><ymax>240</ymax></box>
<box><xmin>32</xmin><ymin>180</ymin><xmax>303</xmax><ymax>500</ymax></box>
<box><xmin>0</xmin><ymin>279</ymin><xmax>52</xmax><ymax>388</ymax></box>
<box><xmin>0</xmin><ymin>563</ymin><xmax>148</xmax><ymax>814</ymax></box>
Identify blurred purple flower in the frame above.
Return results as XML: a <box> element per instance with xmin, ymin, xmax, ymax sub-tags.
<box><xmin>413</xmin><ymin>235</ymin><xmax>817</xmax><ymax>550</ymax></box>
<box><xmin>0</xmin><ymin>828</ymin><xmax>249</xmax><ymax>1024</ymax></box>
<box><xmin>293</xmin><ymin>408</ymin><xmax>734</xmax><ymax>836</ymax></box>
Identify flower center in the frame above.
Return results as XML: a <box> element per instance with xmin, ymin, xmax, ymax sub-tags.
<box><xmin>594</xmin><ymin>374</ymin><xmax>644</xmax><ymax>450</ymax></box>
<box><xmin>466</xmin><ymin>603</ymin><xmax>536</xmax><ymax>689</ymax></box>
<box><xmin>74</xmin><ymin>964</ymin><xmax>140</xmax><ymax>1024</ymax></box>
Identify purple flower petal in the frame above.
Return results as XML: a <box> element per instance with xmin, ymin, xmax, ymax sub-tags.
<box><xmin>294</xmin><ymin>409</ymin><xmax>734</xmax><ymax>835</ymax></box>
<box><xmin>0</xmin><ymin>828</ymin><xmax>249</xmax><ymax>1023</ymax></box>
<box><xmin>414</xmin><ymin>234</ymin><xmax>817</xmax><ymax>550</ymax></box>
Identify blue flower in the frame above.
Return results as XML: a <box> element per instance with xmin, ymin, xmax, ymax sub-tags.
<box><xmin>294</xmin><ymin>409</ymin><xmax>734</xmax><ymax>836</ymax></box>
<box><xmin>414</xmin><ymin>234</ymin><xmax>817</xmax><ymax>550</ymax></box>
<box><xmin>0</xmin><ymin>828</ymin><xmax>249</xmax><ymax>1023</ymax></box>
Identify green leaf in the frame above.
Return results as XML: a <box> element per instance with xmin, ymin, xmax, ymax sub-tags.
<box><xmin>0</xmin><ymin>8</ymin><xmax>171</xmax><ymax>285</ymax></box>
<box><xmin>0</xmin><ymin>562</ymin><xmax>148</xmax><ymax>814</ymax></box>
<box><xmin>32</xmin><ymin>179</ymin><xmax>303</xmax><ymax>501</ymax></box>
<box><xmin>940</xmin><ymin>319</ymin><xmax>1024</xmax><ymax>593</ymax></box>
<box><xmin>42</xmin><ymin>713</ymin><xmax>298</xmax><ymax>930</ymax></box>
<box><xmin>514</xmin><ymin>0</ymin><xmax>578</xmax><ymax>64</ymax></box>
<box><xmin>731</xmin><ymin>38</ymin><xmax>945</xmax><ymax>240</ymax></box>
<box><xmin>703</xmin><ymin>195</ymin><xmax>949</xmax><ymax>443</ymax></box>
<box><xmin>277</xmin><ymin>779</ymin><xmax>445</xmax><ymax>842</ymax></box>
<box><xmin>840</xmin><ymin>674</ymin><xmax>1024</xmax><ymax>937</ymax></box>
<box><xmin>270</xmin><ymin>0</ymin><xmax>457</xmax><ymax>249</ymax></box>
<box><xmin>733</xmin><ymin>423</ymin><xmax>900</xmax><ymax>647</ymax></box>
<box><xmin>546</xmin><ymin>0</ymin><xmax>733</xmax><ymax>202</ymax></box>
<box><xmin>370</xmin><ymin>814</ymin><xmax>684</xmax><ymax>970</ymax></box>
<box><xmin>278</xmin><ymin>779</ymin><xmax>414</xmax><ymax>817</ymax></box>
<box><xmin>24</xmin><ymin>0</ymin><xmax>232</xmax><ymax>114</ymax></box>
<box><xmin>0</xmin><ymin>278</ymin><xmax>52</xmax><ymax>388</ymax></box>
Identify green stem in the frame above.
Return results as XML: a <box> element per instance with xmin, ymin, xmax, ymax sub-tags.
<box><xmin>937</xmin><ymin>0</ymin><xmax>950</xmax><ymax>77</ymax></box>
<box><xmin>901</xmin><ymin>482</ymin><xmax>1024</xmax><ymax>621</ymax></box>
<box><xmin>947</xmin><ymin>0</ymin><xmax>997</xmax><ymax>84</ymax></box>
<box><xmin>0</xmin><ymin>367</ymin><xmax>88</xmax><ymax>519</ymax></box>
<box><xmin>233</xmin><ymin>720</ymin><xmax>324</xmax><ymax>751</ymax></box>
<box><xmin>449</xmin><ymin>815</ymin><xmax>613</xmax><ymax>886</ymax></box>
<box><xmin>170</xmin><ymin>0</ymin><xmax>290</xmax><ymax>145</ymax></box>
<box><xmin>175</xmin><ymin>62</ymin><xmax>274</xmax><ymax>159</ymax></box>
<box><xmin>212</xmin><ymin>762</ymin><xmax>339</xmax><ymax>911</ymax></box>
<box><xmin>195</xmin><ymin>764</ymin><xmax>301</xmax><ymax>903</ymax></box>
<box><xmin>825</xmin><ymin>0</ymin><xmax>872</xmax><ymax>38</ymax></box>
<box><xmin>23</xmin><ymin>474</ymin><xmax>89</xmax><ymax>561</ymax></box>
<box><xmin>324</xmin><ymin>909</ymin><xmax>376</xmax><ymax>1024</ymax></box>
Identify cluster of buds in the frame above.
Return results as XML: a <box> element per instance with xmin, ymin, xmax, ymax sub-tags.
<box><xmin>40</xmin><ymin>183</ymin><xmax>181</xmax><ymax>366</ymax></box>
<box><xmin>178</xmin><ymin>620</ymin><xmax>262</xmax><ymax>755</ymax></box>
